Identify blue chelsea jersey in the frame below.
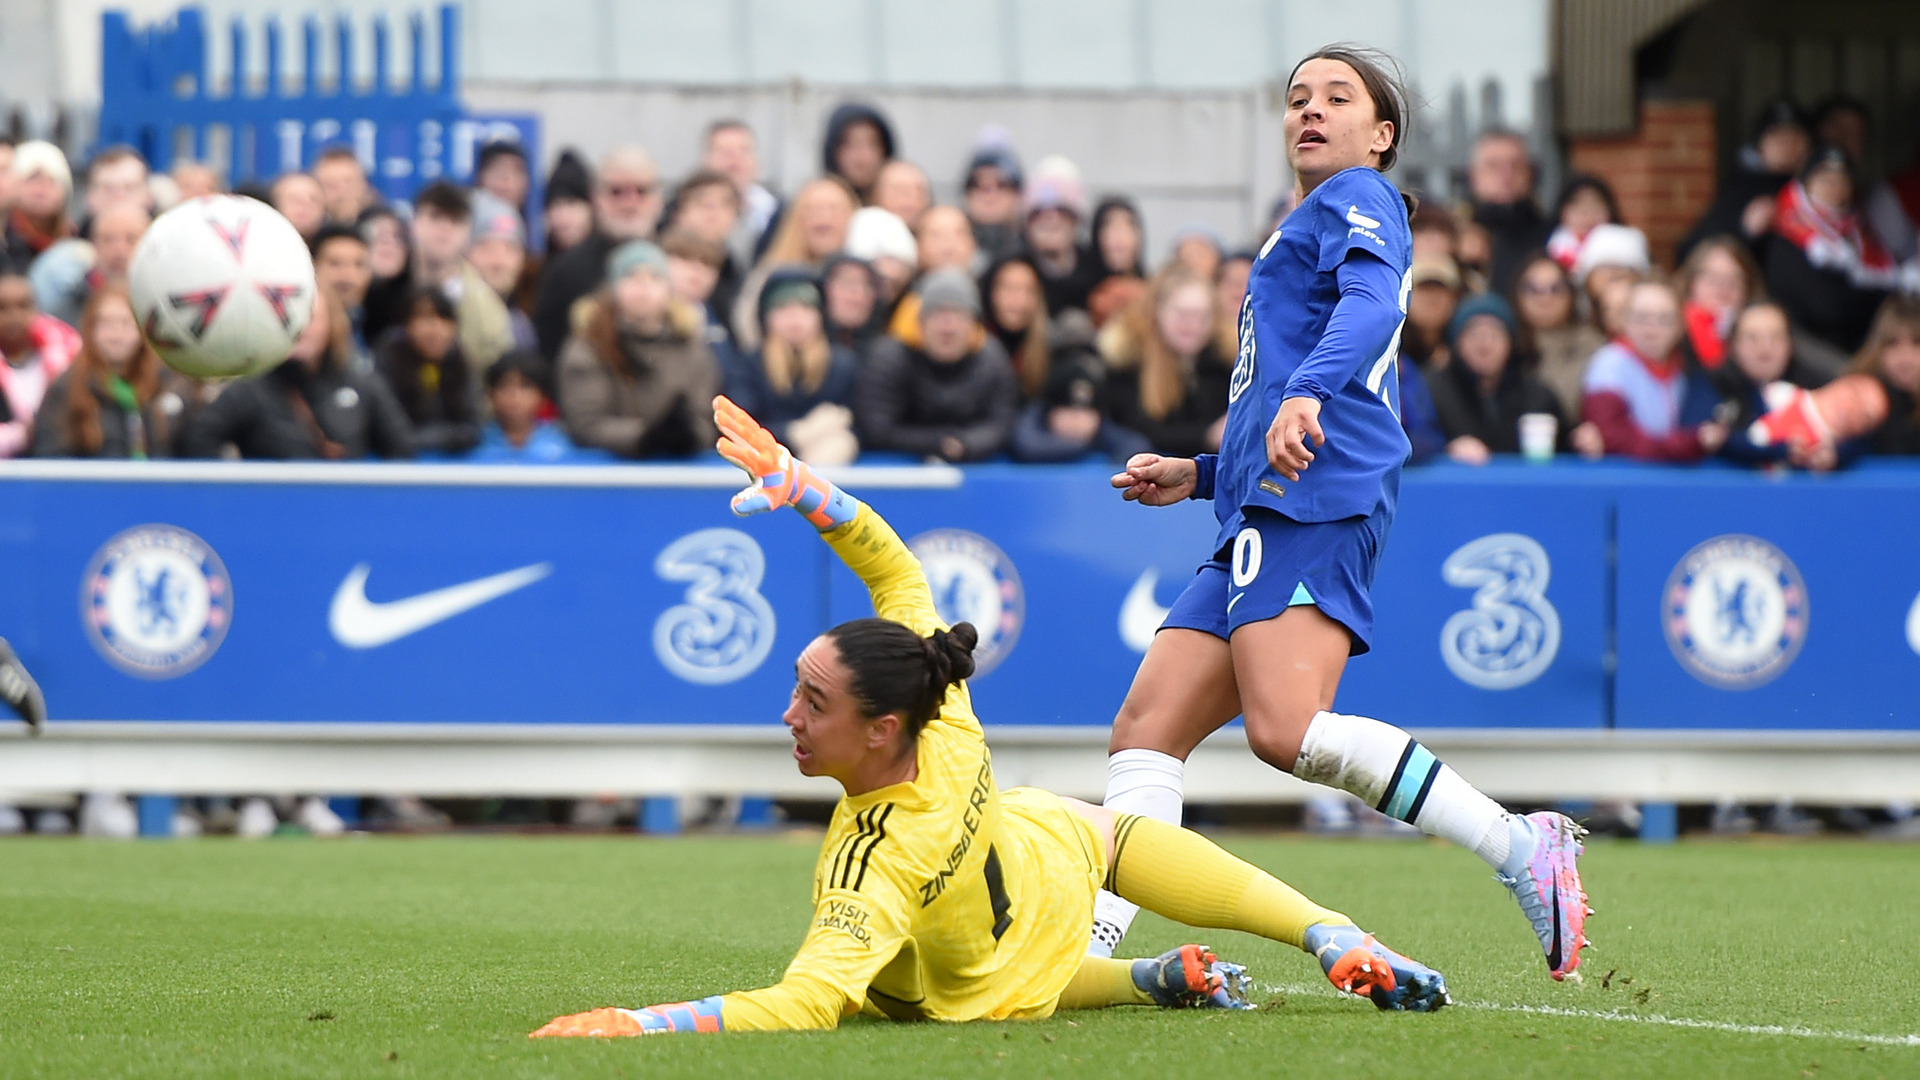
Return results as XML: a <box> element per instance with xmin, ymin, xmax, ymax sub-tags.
<box><xmin>1213</xmin><ymin>166</ymin><xmax>1413</xmax><ymax>547</ymax></box>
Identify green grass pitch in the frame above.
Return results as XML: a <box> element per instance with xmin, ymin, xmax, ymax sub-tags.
<box><xmin>3</xmin><ymin>832</ymin><xmax>1916</xmax><ymax>1079</ymax></box>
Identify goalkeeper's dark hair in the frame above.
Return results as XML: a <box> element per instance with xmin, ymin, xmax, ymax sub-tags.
<box><xmin>826</xmin><ymin>619</ymin><xmax>979</xmax><ymax>739</ymax></box>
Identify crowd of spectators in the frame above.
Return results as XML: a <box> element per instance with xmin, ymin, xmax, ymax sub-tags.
<box><xmin>0</xmin><ymin>95</ymin><xmax>1917</xmax><ymax>481</ymax></box>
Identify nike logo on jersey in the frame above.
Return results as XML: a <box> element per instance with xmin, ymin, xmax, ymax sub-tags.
<box><xmin>1346</xmin><ymin>205</ymin><xmax>1381</xmax><ymax>229</ymax></box>
<box><xmin>1119</xmin><ymin>569</ymin><xmax>1172</xmax><ymax>653</ymax></box>
<box><xmin>328</xmin><ymin>562</ymin><xmax>553</xmax><ymax>649</ymax></box>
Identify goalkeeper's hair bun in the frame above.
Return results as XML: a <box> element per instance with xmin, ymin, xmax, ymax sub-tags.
<box><xmin>825</xmin><ymin>618</ymin><xmax>979</xmax><ymax>740</ymax></box>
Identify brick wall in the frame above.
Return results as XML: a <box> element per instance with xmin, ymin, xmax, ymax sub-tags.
<box><xmin>1568</xmin><ymin>100</ymin><xmax>1717</xmax><ymax>270</ymax></box>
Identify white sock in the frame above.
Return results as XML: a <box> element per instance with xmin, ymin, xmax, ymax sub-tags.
<box><xmin>1293</xmin><ymin>710</ymin><xmax>1512</xmax><ymax>869</ymax></box>
<box><xmin>1087</xmin><ymin>748</ymin><xmax>1185</xmax><ymax>957</ymax></box>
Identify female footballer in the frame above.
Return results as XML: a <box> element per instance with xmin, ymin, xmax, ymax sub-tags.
<box><xmin>530</xmin><ymin>398</ymin><xmax>1449</xmax><ymax>1037</ymax></box>
<box><xmin>1089</xmin><ymin>46</ymin><xmax>1590</xmax><ymax>980</ymax></box>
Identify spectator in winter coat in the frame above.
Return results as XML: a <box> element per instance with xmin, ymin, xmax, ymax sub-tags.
<box><xmin>1428</xmin><ymin>293</ymin><xmax>1568</xmax><ymax>465</ymax></box>
<box><xmin>1764</xmin><ymin>146</ymin><xmax>1904</xmax><ymax>366</ymax></box>
<box><xmin>732</xmin><ymin>177</ymin><xmax>859</xmax><ymax>351</ymax></box>
<box><xmin>1713</xmin><ymin>301</ymin><xmax>1845</xmax><ymax>469</ymax></box>
<box><xmin>1544</xmin><ymin>174</ymin><xmax>1620</xmax><ymax>273</ymax></box>
<box><xmin>702</xmin><ymin>120</ymin><xmax>780</xmax><ymax>263</ymax></box>
<box><xmin>1675</xmin><ymin>236</ymin><xmax>1764</xmax><ymax>376</ymax></box>
<box><xmin>364</xmin><ymin>181</ymin><xmax>514</xmax><ymax>374</ymax></box>
<box><xmin>1100</xmin><ymin>268</ymin><xmax>1232</xmax><ymax>457</ymax></box>
<box><xmin>963</xmin><ymin>143</ymin><xmax>1025</xmax><ymax>267</ymax></box>
<box><xmin>856</xmin><ymin>268</ymin><xmax>1018</xmax><ymax>462</ymax></box>
<box><xmin>721</xmin><ymin>266</ymin><xmax>860</xmax><ymax>464</ymax></box>
<box><xmin>0</xmin><ymin>268</ymin><xmax>80</xmax><ymax>457</ymax></box>
<box><xmin>6</xmin><ymin>141</ymin><xmax>75</xmax><ymax>268</ymax></box>
<box><xmin>1511</xmin><ymin>253</ymin><xmax>1605</xmax><ymax>420</ymax></box>
<box><xmin>470</xmin><ymin>351</ymin><xmax>586</xmax><ymax>463</ymax></box>
<box><xmin>556</xmin><ymin>241</ymin><xmax>719</xmax><ymax>459</ymax></box>
<box><xmin>179</xmin><ymin>289</ymin><xmax>413</xmax><ymax>460</ymax></box>
<box><xmin>1086</xmin><ymin>196</ymin><xmax>1146</xmax><ymax>327</ymax></box>
<box><xmin>1022</xmin><ymin>157</ymin><xmax>1100</xmax><ymax>317</ymax></box>
<box><xmin>534</xmin><ymin>146</ymin><xmax>664</xmax><ymax>361</ymax></box>
<box><xmin>374</xmin><ymin>288</ymin><xmax>482</xmax><ymax>455</ymax></box>
<box><xmin>30</xmin><ymin>287</ymin><xmax>172</xmax><ymax>458</ymax></box>
<box><xmin>663</xmin><ymin>170</ymin><xmax>746</xmax><ymax>331</ymax></box>
<box><xmin>541</xmin><ymin>150</ymin><xmax>596</xmax><ymax>259</ymax></box>
<box><xmin>313</xmin><ymin>146</ymin><xmax>378</xmax><ymax>226</ymax></box>
<box><xmin>1467</xmin><ymin>131</ymin><xmax>1554</xmax><ymax>295</ymax></box>
<box><xmin>822</xmin><ymin>103</ymin><xmax>896</xmax><ymax>205</ymax></box>
<box><xmin>1009</xmin><ymin>310</ymin><xmax>1150</xmax><ymax>464</ymax></box>
<box><xmin>30</xmin><ymin>200</ymin><xmax>148</xmax><ymax>328</ymax></box>
<box><xmin>822</xmin><ymin>253</ymin><xmax>882</xmax><ymax>362</ymax></box>
<box><xmin>980</xmin><ymin>255</ymin><xmax>1051</xmax><ymax>399</ymax></box>
<box><xmin>1581</xmin><ymin>282</ymin><xmax>1727</xmax><ymax>462</ymax></box>
<box><xmin>1678</xmin><ymin>99</ymin><xmax>1809</xmax><ymax>263</ymax></box>
<box><xmin>874</xmin><ymin>161</ymin><xmax>932</xmax><ymax>230</ymax></box>
<box><xmin>467</xmin><ymin>193</ymin><xmax>538</xmax><ymax>353</ymax></box>
<box><xmin>1852</xmin><ymin>294</ymin><xmax>1920</xmax><ymax>456</ymax></box>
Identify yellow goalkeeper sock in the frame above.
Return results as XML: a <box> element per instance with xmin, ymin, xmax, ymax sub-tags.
<box><xmin>1107</xmin><ymin>814</ymin><xmax>1349</xmax><ymax>950</ymax></box>
<box><xmin>1055</xmin><ymin>955</ymin><xmax>1153</xmax><ymax>1010</ymax></box>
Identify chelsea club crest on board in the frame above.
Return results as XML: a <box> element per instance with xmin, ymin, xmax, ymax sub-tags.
<box><xmin>908</xmin><ymin>529</ymin><xmax>1024</xmax><ymax>677</ymax></box>
<box><xmin>81</xmin><ymin>524</ymin><xmax>233</xmax><ymax>679</ymax></box>
<box><xmin>1663</xmin><ymin>534</ymin><xmax>1807</xmax><ymax>690</ymax></box>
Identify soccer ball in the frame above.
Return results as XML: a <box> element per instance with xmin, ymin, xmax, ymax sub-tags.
<box><xmin>128</xmin><ymin>194</ymin><xmax>316</xmax><ymax>380</ymax></box>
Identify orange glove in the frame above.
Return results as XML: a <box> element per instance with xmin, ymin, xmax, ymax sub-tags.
<box><xmin>713</xmin><ymin>396</ymin><xmax>857</xmax><ymax>530</ymax></box>
<box><xmin>530</xmin><ymin>997</ymin><xmax>725</xmax><ymax>1038</ymax></box>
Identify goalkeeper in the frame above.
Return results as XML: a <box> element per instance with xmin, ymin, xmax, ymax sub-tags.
<box><xmin>531</xmin><ymin>398</ymin><xmax>1449</xmax><ymax>1038</ymax></box>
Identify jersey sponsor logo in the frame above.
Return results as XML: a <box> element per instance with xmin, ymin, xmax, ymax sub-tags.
<box><xmin>1118</xmin><ymin>568</ymin><xmax>1173</xmax><ymax>653</ymax></box>
<box><xmin>816</xmin><ymin>897</ymin><xmax>874</xmax><ymax>946</ymax></box>
<box><xmin>652</xmin><ymin>527</ymin><xmax>777</xmax><ymax>685</ymax></box>
<box><xmin>1346</xmin><ymin>204</ymin><xmax>1382</xmax><ymax>230</ymax></box>
<box><xmin>1228</xmin><ymin>292</ymin><xmax>1256</xmax><ymax>404</ymax></box>
<box><xmin>909</xmin><ymin>530</ymin><xmax>1023</xmax><ymax>676</ymax></box>
<box><xmin>81</xmin><ymin>524</ymin><xmax>232</xmax><ymax>679</ymax></box>
<box><xmin>1663</xmin><ymin>534</ymin><xmax>1808</xmax><ymax>690</ymax></box>
<box><xmin>1438</xmin><ymin>533</ymin><xmax>1562</xmax><ymax>690</ymax></box>
<box><xmin>328</xmin><ymin>562</ymin><xmax>551</xmax><ymax>649</ymax></box>
<box><xmin>917</xmin><ymin>758</ymin><xmax>992</xmax><ymax>906</ymax></box>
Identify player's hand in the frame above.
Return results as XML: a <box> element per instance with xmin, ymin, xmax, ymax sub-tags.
<box><xmin>530</xmin><ymin>1007</ymin><xmax>651</xmax><ymax>1038</ymax></box>
<box><xmin>714</xmin><ymin>395</ymin><xmax>800</xmax><ymax>516</ymax></box>
<box><xmin>1111</xmin><ymin>454</ymin><xmax>1197</xmax><ymax>505</ymax></box>
<box><xmin>1266</xmin><ymin>396</ymin><xmax>1324</xmax><ymax>481</ymax></box>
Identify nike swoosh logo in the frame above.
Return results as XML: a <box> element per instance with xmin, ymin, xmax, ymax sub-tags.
<box><xmin>1119</xmin><ymin>569</ymin><xmax>1172</xmax><ymax>653</ymax></box>
<box><xmin>1908</xmin><ymin>588</ymin><xmax>1920</xmax><ymax>658</ymax></box>
<box><xmin>1346</xmin><ymin>204</ymin><xmax>1381</xmax><ymax>229</ymax></box>
<box><xmin>1546</xmin><ymin>878</ymin><xmax>1564</xmax><ymax>972</ymax></box>
<box><xmin>329</xmin><ymin>562</ymin><xmax>553</xmax><ymax>649</ymax></box>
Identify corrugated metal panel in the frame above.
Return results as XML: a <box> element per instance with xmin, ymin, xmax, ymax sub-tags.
<box><xmin>1556</xmin><ymin>0</ymin><xmax>1712</xmax><ymax>135</ymax></box>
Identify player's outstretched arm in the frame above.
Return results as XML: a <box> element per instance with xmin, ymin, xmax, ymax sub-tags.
<box><xmin>1111</xmin><ymin>452</ymin><xmax>1211</xmax><ymax>505</ymax></box>
<box><xmin>714</xmin><ymin>396</ymin><xmax>942</xmax><ymax>635</ymax></box>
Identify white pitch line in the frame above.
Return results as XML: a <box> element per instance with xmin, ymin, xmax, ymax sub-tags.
<box><xmin>1260</xmin><ymin>984</ymin><xmax>1920</xmax><ymax>1048</ymax></box>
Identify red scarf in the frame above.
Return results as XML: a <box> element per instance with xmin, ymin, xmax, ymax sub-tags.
<box><xmin>1683</xmin><ymin>302</ymin><xmax>1726</xmax><ymax>370</ymax></box>
<box><xmin>7</xmin><ymin>208</ymin><xmax>71</xmax><ymax>256</ymax></box>
<box><xmin>1611</xmin><ymin>336</ymin><xmax>1680</xmax><ymax>382</ymax></box>
<box><xmin>1772</xmin><ymin>179</ymin><xmax>1897</xmax><ymax>286</ymax></box>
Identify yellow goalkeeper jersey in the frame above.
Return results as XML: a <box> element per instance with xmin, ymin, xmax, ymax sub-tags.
<box><xmin>719</xmin><ymin>503</ymin><xmax>1107</xmax><ymax>1031</ymax></box>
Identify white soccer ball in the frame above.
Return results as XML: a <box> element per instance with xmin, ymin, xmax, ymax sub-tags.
<box><xmin>128</xmin><ymin>194</ymin><xmax>317</xmax><ymax>380</ymax></box>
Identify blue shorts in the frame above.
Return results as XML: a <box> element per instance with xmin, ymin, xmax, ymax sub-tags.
<box><xmin>1161</xmin><ymin>506</ymin><xmax>1389</xmax><ymax>655</ymax></box>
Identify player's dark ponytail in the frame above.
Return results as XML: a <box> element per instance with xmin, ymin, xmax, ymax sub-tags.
<box><xmin>826</xmin><ymin>618</ymin><xmax>980</xmax><ymax>740</ymax></box>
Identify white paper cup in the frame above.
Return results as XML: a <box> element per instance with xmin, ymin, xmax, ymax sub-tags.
<box><xmin>1518</xmin><ymin>412</ymin><xmax>1558</xmax><ymax>463</ymax></box>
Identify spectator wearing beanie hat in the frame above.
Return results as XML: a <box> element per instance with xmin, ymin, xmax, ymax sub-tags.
<box><xmin>1010</xmin><ymin>309</ymin><xmax>1150</xmax><ymax>463</ymax></box>
<box><xmin>542</xmin><ymin>150</ymin><xmax>595</xmax><ymax>257</ymax></box>
<box><xmin>1428</xmin><ymin>292</ymin><xmax>1570</xmax><ymax>464</ymax></box>
<box><xmin>555</xmin><ymin>240</ymin><xmax>719</xmax><ymax>459</ymax></box>
<box><xmin>845</xmin><ymin>206</ymin><xmax>919</xmax><ymax>314</ymax></box>
<box><xmin>720</xmin><ymin>265</ymin><xmax>860</xmax><ymax>464</ymax></box>
<box><xmin>7</xmin><ymin>142</ymin><xmax>75</xmax><ymax>268</ymax></box>
<box><xmin>821</xmin><ymin>102</ymin><xmax>896</xmax><ymax>205</ymax></box>
<box><xmin>964</xmin><ymin>139</ymin><xmax>1025</xmax><ymax>266</ymax></box>
<box><xmin>856</xmin><ymin>267</ymin><xmax>1018</xmax><ymax>462</ymax></box>
<box><xmin>468</xmin><ymin>191</ymin><xmax>537</xmax><ymax>352</ymax></box>
<box><xmin>1021</xmin><ymin>155</ymin><xmax>1100</xmax><ymax>317</ymax></box>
